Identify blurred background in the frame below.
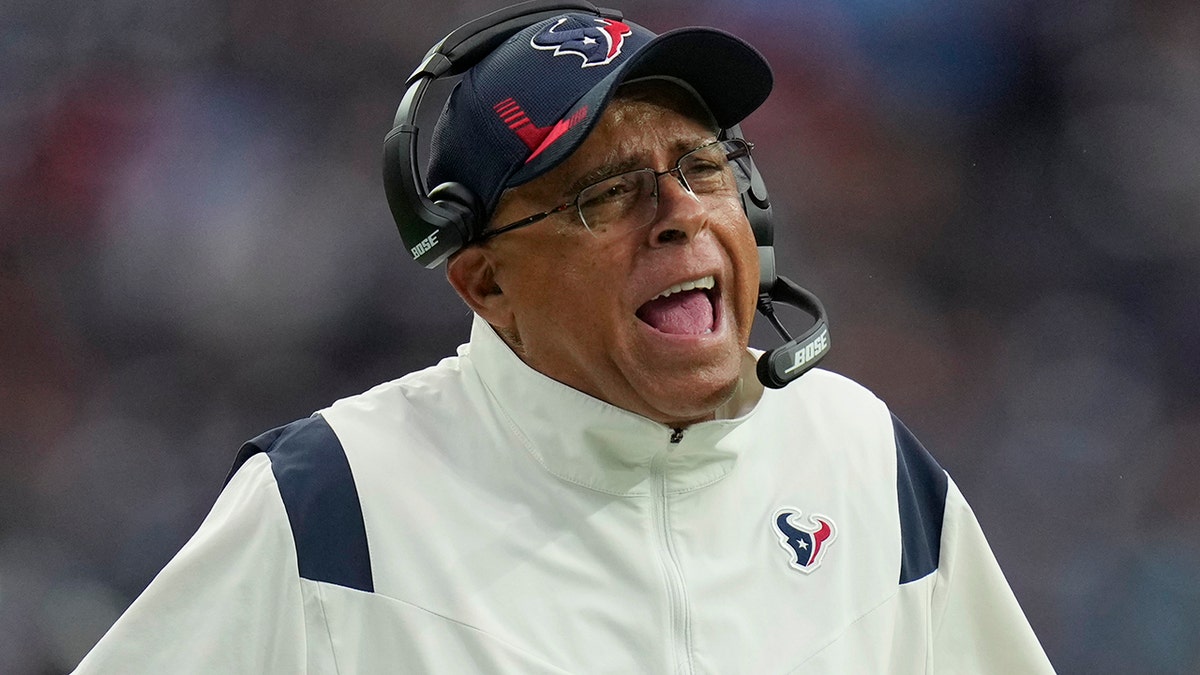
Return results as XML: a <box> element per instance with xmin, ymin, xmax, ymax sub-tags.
<box><xmin>2</xmin><ymin>0</ymin><xmax>1197</xmax><ymax>672</ymax></box>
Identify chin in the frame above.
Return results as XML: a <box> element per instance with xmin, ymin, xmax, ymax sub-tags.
<box><xmin>640</xmin><ymin>364</ymin><xmax>743</xmax><ymax>426</ymax></box>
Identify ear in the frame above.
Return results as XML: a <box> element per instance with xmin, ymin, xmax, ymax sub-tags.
<box><xmin>446</xmin><ymin>246</ymin><xmax>514</xmax><ymax>330</ymax></box>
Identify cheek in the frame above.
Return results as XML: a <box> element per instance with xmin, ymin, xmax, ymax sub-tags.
<box><xmin>510</xmin><ymin>242</ymin><xmax>626</xmax><ymax>323</ymax></box>
<box><xmin>558</xmin><ymin>257</ymin><xmax>626</xmax><ymax>321</ymax></box>
<box><xmin>733</xmin><ymin>229</ymin><xmax>758</xmax><ymax>267</ymax></box>
<box><xmin>721</xmin><ymin>215</ymin><xmax>760</xmax><ymax>283</ymax></box>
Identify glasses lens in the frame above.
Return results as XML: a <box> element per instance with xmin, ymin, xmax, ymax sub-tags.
<box><xmin>679</xmin><ymin>140</ymin><xmax>752</xmax><ymax>196</ymax></box>
<box><xmin>577</xmin><ymin>169</ymin><xmax>657</xmax><ymax>235</ymax></box>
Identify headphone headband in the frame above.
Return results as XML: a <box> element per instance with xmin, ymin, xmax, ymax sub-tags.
<box><xmin>411</xmin><ymin>1</ymin><xmax>622</xmax><ymax>84</ymax></box>
<box><xmin>384</xmin><ymin>1</ymin><xmax>619</xmax><ymax>268</ymax></box>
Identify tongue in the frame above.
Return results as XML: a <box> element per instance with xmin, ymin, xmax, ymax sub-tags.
<box><xmin>637</xmin><ymin>289</ymin><xmax>714</xmax><ymax>335</ymax></box>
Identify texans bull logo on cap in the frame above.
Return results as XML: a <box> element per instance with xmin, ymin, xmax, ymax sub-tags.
<box><xmin>530</xmin><ymin>17</ymin><xmax>633</xmax><ymax>67</ymax></box>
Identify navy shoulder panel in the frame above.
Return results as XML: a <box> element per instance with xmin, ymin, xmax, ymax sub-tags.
<box><xmin>226</xmin><ymin>415</ymin><xmax>374</xmax><ymax>593</ymax></box>
<box><xmin>893</xmin><ymin>414</ymin><xmax>948</xmax><ymax>584</ymax></box>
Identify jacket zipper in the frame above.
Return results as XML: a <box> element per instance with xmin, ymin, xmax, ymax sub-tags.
<box><xmin>652</xmin><ymin>427</ymin><xmax>693</xmax><ymax>674</ymax></box>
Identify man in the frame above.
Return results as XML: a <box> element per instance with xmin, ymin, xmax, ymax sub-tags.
<box><xmin>75</xmin><ymin>5</ymin><xmax>1054</xmax><ymax>673</ymax></box>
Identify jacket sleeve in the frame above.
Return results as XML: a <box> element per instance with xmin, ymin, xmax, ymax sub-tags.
<box><xmin>929</xmin><ymin>476</ymin><xmax>1055</xmax><ymax>674</ymax></box>
<box><xmin>72</xmin><ymin>453</ymin><xmax>307</xmax><ymax>673</ymax></box>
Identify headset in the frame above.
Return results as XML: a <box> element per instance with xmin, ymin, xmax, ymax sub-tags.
<box><xmin>382</xmin><ymin>0</ymin><xmax>831</xmax><ymax>388</ymax></box>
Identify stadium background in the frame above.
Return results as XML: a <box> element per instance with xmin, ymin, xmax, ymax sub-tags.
<box><xmin>2</xmin><ymin>0</ymin><xmax>1198</xmax><ymax>671</ymax></box>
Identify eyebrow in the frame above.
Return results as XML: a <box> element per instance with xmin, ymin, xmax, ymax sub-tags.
<box><xmin>564</xmin><ymin>136</ymin><xmax>718</xmax><ymax>197</ymax></box>
<box><xmin>565</xmin><ymin>157</ymin><xmax>641</xmax><ymax>196</ymax></box>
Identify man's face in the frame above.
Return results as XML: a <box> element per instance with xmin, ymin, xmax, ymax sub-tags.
<box><xmin>454</xmin><ymin>88</ymin><xmax>760</xmax><ymax>426</ymax></box>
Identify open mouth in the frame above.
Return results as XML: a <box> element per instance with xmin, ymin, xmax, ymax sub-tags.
<box><xmin>635</xmin><ymin>275</ymin><xmax>718</xmax><ymax>335</ymax></box>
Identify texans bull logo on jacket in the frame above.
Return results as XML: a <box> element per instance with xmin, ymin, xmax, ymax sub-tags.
<box><xmin>773</xmin><ymin>508</ymin><xmax>837</xmax><ymax>573</ymax></box>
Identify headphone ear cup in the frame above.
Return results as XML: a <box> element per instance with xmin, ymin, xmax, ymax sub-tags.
<box><xmin>428</xmin><ymin>182</ymin><xmax>484</xmax><ymax>246</ymax></box>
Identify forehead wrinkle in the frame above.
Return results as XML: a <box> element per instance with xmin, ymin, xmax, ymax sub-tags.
<box><xmin>564</xmin><ymin>134</ymin><xmax>717</xmax><ymax>197</ymax></box>
<box><xmin>556</xmin><ymin>94</ymin><xmax>714</xmax><ymax>196</ymax></box>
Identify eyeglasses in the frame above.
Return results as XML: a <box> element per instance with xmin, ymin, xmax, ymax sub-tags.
<box><xmin>478</xmin><ymin>139</ymin><xmax>755</xmax><ymax>242</ymax></box>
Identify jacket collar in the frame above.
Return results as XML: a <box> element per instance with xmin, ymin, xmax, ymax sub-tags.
<box><xmin>464</xmin><ymin>315</ymin><xmax>765</xmax><ymax>496</ymax></box>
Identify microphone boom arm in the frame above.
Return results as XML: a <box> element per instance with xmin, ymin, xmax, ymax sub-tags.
<box><xmin>755</xmin><ymin>275</ymin><xmax>831</xmax><ymax>389</ymax></box>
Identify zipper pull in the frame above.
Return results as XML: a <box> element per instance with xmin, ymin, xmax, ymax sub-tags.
<box><xmin>669</xmin><ymin>428</ymin><xmax>684</xmax><ymax>444</ymax></box>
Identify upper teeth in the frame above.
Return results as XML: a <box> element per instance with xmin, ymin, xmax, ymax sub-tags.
<box><xmin>654</xmin><ymin>275</ymin><xmax>715</xmax><ymax>300</ymax></box>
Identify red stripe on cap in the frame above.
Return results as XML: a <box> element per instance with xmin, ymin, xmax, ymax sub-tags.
<box><xmin>493</xmin><ymin>97</ymin><xmax>589</xmax><ymax>156</ymax></box>
<box><xmin>525</xmin><ymin>105</ymin><xmax>589</xmax><ymax>163</ymax></box>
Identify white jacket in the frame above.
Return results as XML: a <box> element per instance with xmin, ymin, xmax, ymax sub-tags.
<box><xmin>75</xmin><ymin>315</ymin><xmax>1053</xmax><ymax>674</ymax></box>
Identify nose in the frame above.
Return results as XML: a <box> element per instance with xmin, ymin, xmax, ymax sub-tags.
<box><xmin>645</xmin><ymin>168</ymin><xmax>706</xmax><ymax>247</ymax></box>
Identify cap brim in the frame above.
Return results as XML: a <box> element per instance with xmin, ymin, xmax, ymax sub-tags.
<box><xmin>506</xmin><ymin>27</ymin><xmax>773</xmax><ymax>188</ymax></box>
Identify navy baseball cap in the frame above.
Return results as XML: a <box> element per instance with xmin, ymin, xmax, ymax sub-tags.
<box><xmin>426</xmin><ymin>12</ymin><xmax>773</xmax><ymax>226</ymax></box>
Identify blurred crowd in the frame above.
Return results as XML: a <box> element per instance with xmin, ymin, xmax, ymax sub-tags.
<box><xmin>2</xmin><ymin>0</ymin><xmax>1197</xmax><ymax>672</ymax></box>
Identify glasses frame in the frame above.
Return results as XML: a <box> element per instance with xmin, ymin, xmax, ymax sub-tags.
<box><xmin>476</xmin><ymin>139</ymin><xmax>754</xmax><ymax>243</ymax></box>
